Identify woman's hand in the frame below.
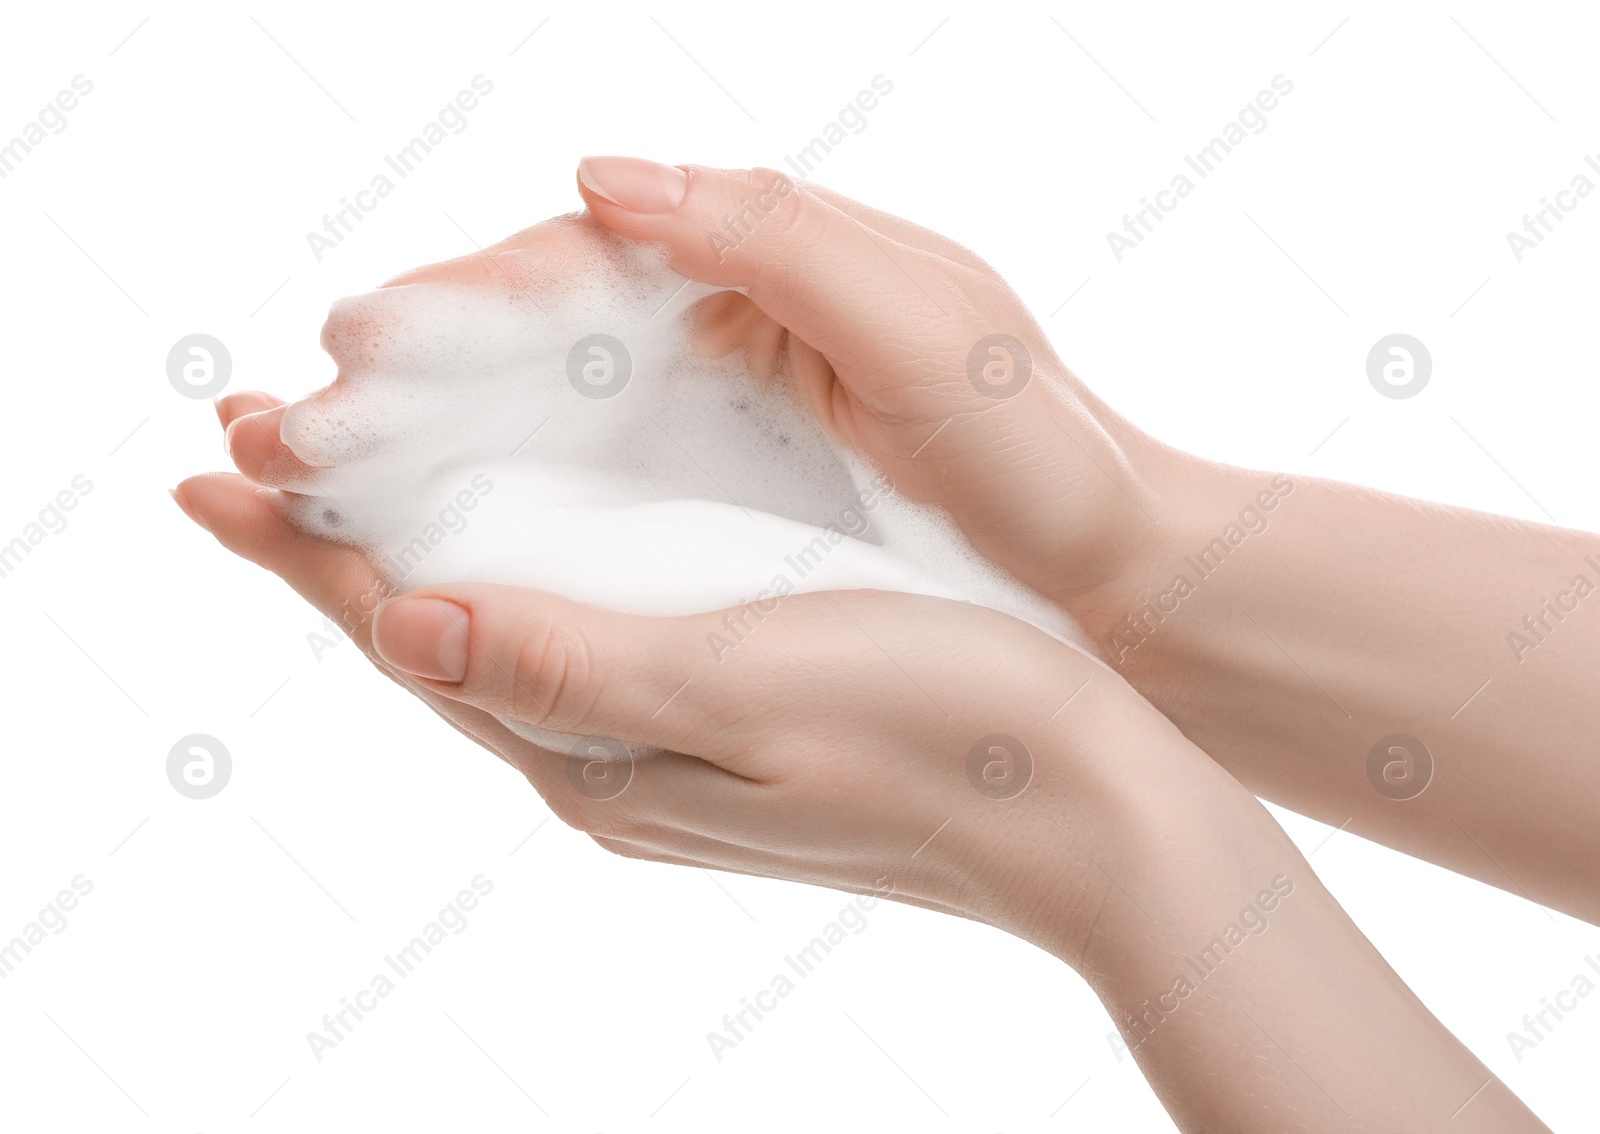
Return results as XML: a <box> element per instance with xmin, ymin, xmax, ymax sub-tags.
<box><xmin>574</xmin><ymin>159</ymin><xmax>1600</xmax><ymax>926</ymax></box>
<box><xmin>174</xmin><ymin>443</ymin><xmax>1187</xmax><ymax>967</ymax></box>
<box><xmin>174</xmin><ymin>216</ymin><xmax>1556</xmax><ymax>1131</ymax></box>
<box><xmin>173</xmin><ymin>449</ymin><xmax>1550</xmax><ymax>1132</ymax></box>
<box><xmin>575</xmin><ymin>157</ymin><xmax>1176</xmax><ymax>612</ymax></box>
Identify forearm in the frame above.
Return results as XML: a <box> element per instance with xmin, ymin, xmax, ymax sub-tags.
<box><xmin>1045</xmin><ymin>755</ymin><xmax>1549</xmax><ymax>1133</ymax></box>
<box><xmin>1072</xmin><ymin>449</ymin><xmax>1600</xmax><ymax>921</ymax></box>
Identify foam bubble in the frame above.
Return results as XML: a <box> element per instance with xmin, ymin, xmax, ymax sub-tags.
<box><xmin>277</xmin><ymin>214</ymin><xmax>1083</xmax><ymax>756</ymax></box>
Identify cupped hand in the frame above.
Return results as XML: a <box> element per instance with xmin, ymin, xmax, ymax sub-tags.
<box><xmin>174</xmin><ymin>397</ymin><xmax>1247</xmax><ymax>969</ymax></box>
<box><xmin>574</xmin><ymin>157</ymin><xmax>1175</xmax><ymax>611</ymax></box>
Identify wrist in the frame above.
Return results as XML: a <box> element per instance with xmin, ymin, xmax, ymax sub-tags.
<box><xmin>1065</xmin><ymin>448</ymin><xmax>1285</xmax><ymax>671</ymax></box>
<box><xmin>1002</xmin><ymin>374</ymin><xmax>1211</xmax><ymax>623</ymax></box>
<box><xmin>958</xmin><ymin>661</ymin><xmax>1278</xmax><ymax>973</ymax></box>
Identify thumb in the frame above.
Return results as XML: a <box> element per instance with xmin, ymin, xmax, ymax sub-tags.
<box><xmin>370</xmin><ymin>584</ymin><xmax>722</xmax><ymax>756</ymax></box>
<box><xmin>575</xmin><ymin>157</ymin><xmax>952</xmax><ymax>370</ymax></box>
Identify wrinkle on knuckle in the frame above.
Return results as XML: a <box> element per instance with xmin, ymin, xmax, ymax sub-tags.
<box><xmin>741</xmin><ymin>170</ymin><xmax>818</xmax><ymax>253</ymax></box>
<box><xmin>509</xmin><ymin>617</ymin><xmax>598</xmax><ymax>731</ymax></box>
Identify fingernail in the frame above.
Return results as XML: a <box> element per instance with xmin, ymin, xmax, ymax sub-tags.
<box><xmin>169</xmin><ymin>486</ymin><xmax>209</xmax><ymax>532</ymax></box>
<box><xmin>373</xmin><ymin>597</ymin><xmax>471</xmax><ymax>683</ymax></box>
<box><xmin>578</xmin><ymin>156</ymin><xmax>687</xmax><ymax>213</ymax></box>
<box><xmin>223</xmin><ymin>418</ymin><xmax>237</xmax><ymax>460</ymax></box>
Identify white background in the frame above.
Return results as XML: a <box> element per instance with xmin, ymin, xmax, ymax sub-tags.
<box><xmin>2</xmin><ymin>1</ymin><xmax>1597</xmax><ymax>1130</ymax></box>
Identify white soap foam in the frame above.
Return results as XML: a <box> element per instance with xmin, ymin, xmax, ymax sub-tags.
<box><xmin>275</xmin><ymin>214</ymin><xmax>1084</xmax><ymax>756</ymax></box>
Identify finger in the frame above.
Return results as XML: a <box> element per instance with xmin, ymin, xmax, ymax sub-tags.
<box><xmin>173</xmin><ymin>473</ymin><xmax>733</xmax><ymax>819</ymax></box>
<box><xmin>215</xmin><ymin>391</ymin><xmax>285</xmax><ymax>429</ymax></box>
<box><xmin>175</xmin><ymin>472</ymin><xmax>389</xmax><ymax>645</ymax></box>
<box><xmin>380</xmin><ymin>249</ymin><xmax>503</xmax><ymax>288</ymax></box>
<box><xmin>367</xmin><ymin>582</ymin><xmax>764</xmax><ymax>763</ymax></box>
<box><xmin>377</xmin><ymin>220</ymin><xmax>559</xmax><ymax>288</ymax></box>
<box><xmin>224</xmin><ymin>406</ymin><xmax>327</xmax><ymax>488</ymax></box>
<box><xmin>588</xmin><ymin>837</ymin><xmax>704</xmax><ymax>870</ymax></box>
<box><xmin>463</xmin><ymin>707</ymin><xmax>745</xmax><ymax>837</ymax></box>
<box><xmin>798</xmin><ymin>181</ymin><xmax>990</xmax><ymax>275</ymax></box>
<box><xmin>686</xmin><ymin>290</ymin><xmax>789</xmax><ymax>381</ymax></box>
<box><xmin>174</xmin><ymin>474</ymin><xmax>513</xmax><ymax>746</ymax></box>
<box><xmin>173</xmin><ymin>474</ymin><xmax>494</xmax><ymax>748</ymax></box>
<box><xmin>588</xmin><ymin>828</ymin><xmax>960</xmax><ymax>919</ymax></box>
<box><xmin>576</xmin><ymin>158</ymin><xmax>963</xmax><ymax>376</ymax></box>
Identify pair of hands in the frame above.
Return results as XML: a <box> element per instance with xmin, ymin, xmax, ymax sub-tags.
<box><xmin>178</xmin><ymin>158</ymin><xmax>1568</xmax><ymax>1132</ymax></box>
<box><xmin>175</xmin><ymin>160</ymin><xmax>1260</xmax><ymax>967</ymax></box>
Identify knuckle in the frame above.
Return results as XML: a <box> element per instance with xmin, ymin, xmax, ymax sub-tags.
<box><xmin>532</xmin><ymin>777</ymin><xmax>643</xmax><ymax>844</ymax></box>
<box><xmin>540</xmin><ymin>756</ymin><xmax>646</xmax><ymax>842</ymax></box>
<box><xmin>507</xmin><ymin>617</ymin><xmax>600</xmax><ymax>732</ymax></box>
<box><xmin>736</xmin><ymin>167</ymin><xmax>815</xmax><ymax>249</ymax></box>
<box><xmin>574</xmin><ymin>798</ymin><xmax>643</xmax><ymax>843</ymax></box>
<box><xmin>576</xmin><ymin>795</ymin><xmax>618</xmax><ymax>836</ymax></box>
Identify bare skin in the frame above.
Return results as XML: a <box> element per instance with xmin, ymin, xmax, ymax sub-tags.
<box><xmin>569</xmin><ymin>159</ymin><xmax>1600</xmax><ymax>924</ymax></box>
<box><xmin>1084</xmin><ymin>463</ymin><xmax>1600</xmax><ymax>923</ymax></box>
<box><xmin>170</xmin><ymin>158</ymin><xmax>1567</xmax><ymax>1131</ymax></box>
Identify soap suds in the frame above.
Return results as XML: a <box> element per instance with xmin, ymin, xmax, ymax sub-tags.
<box><xmin>274</xmin><ymin>214</ymin><xmax>1083</xmax><ymax>756</ymax></box>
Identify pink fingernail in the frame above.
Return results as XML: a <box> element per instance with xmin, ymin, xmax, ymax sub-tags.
<box><xmin>578</xmin><ymin>156</ymin><xmax>688</xmax><ymax>213</ymax></box>
<box><xmin>373</xmin><ymin>597</ymin><xmax>471</xmax><ymax>683</ymax></box>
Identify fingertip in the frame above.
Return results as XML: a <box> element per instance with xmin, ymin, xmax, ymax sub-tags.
<box><xmin>174</xmin><ymin>471</ymin><xmax>274</xmax><ymax>541</ymax></box>
<box><xmin>174</xmin><ymin>471</ymin><xmax>389</xmax><ymax>643</ymax></box>
<box><xmin>380</xmin><ymin>253</ymin><xmax>499</xmax><ymax>288</ymax></box>
<box><xmin>226</xmin><ymin>405</ymin><xmax>324</xmax><ymax>487</ymax></box>
<box><xmin>576</xmin><ymin>155</ymin><xmax>688</xmax><ymax>215</ymax></box>
<box><xmin>575</xmin><ymin>162</ymin><xmax>917</xmax><ymax>368</ymax></box>
<box><xmin>216</xmin><ymin>391</ymin><xmax>286</xmax><ymax>429</ymax></box>
<box><xmin>169</xmin><ymin>484</ymin><xmax>208</xmax><ymax>532</ymax></box>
